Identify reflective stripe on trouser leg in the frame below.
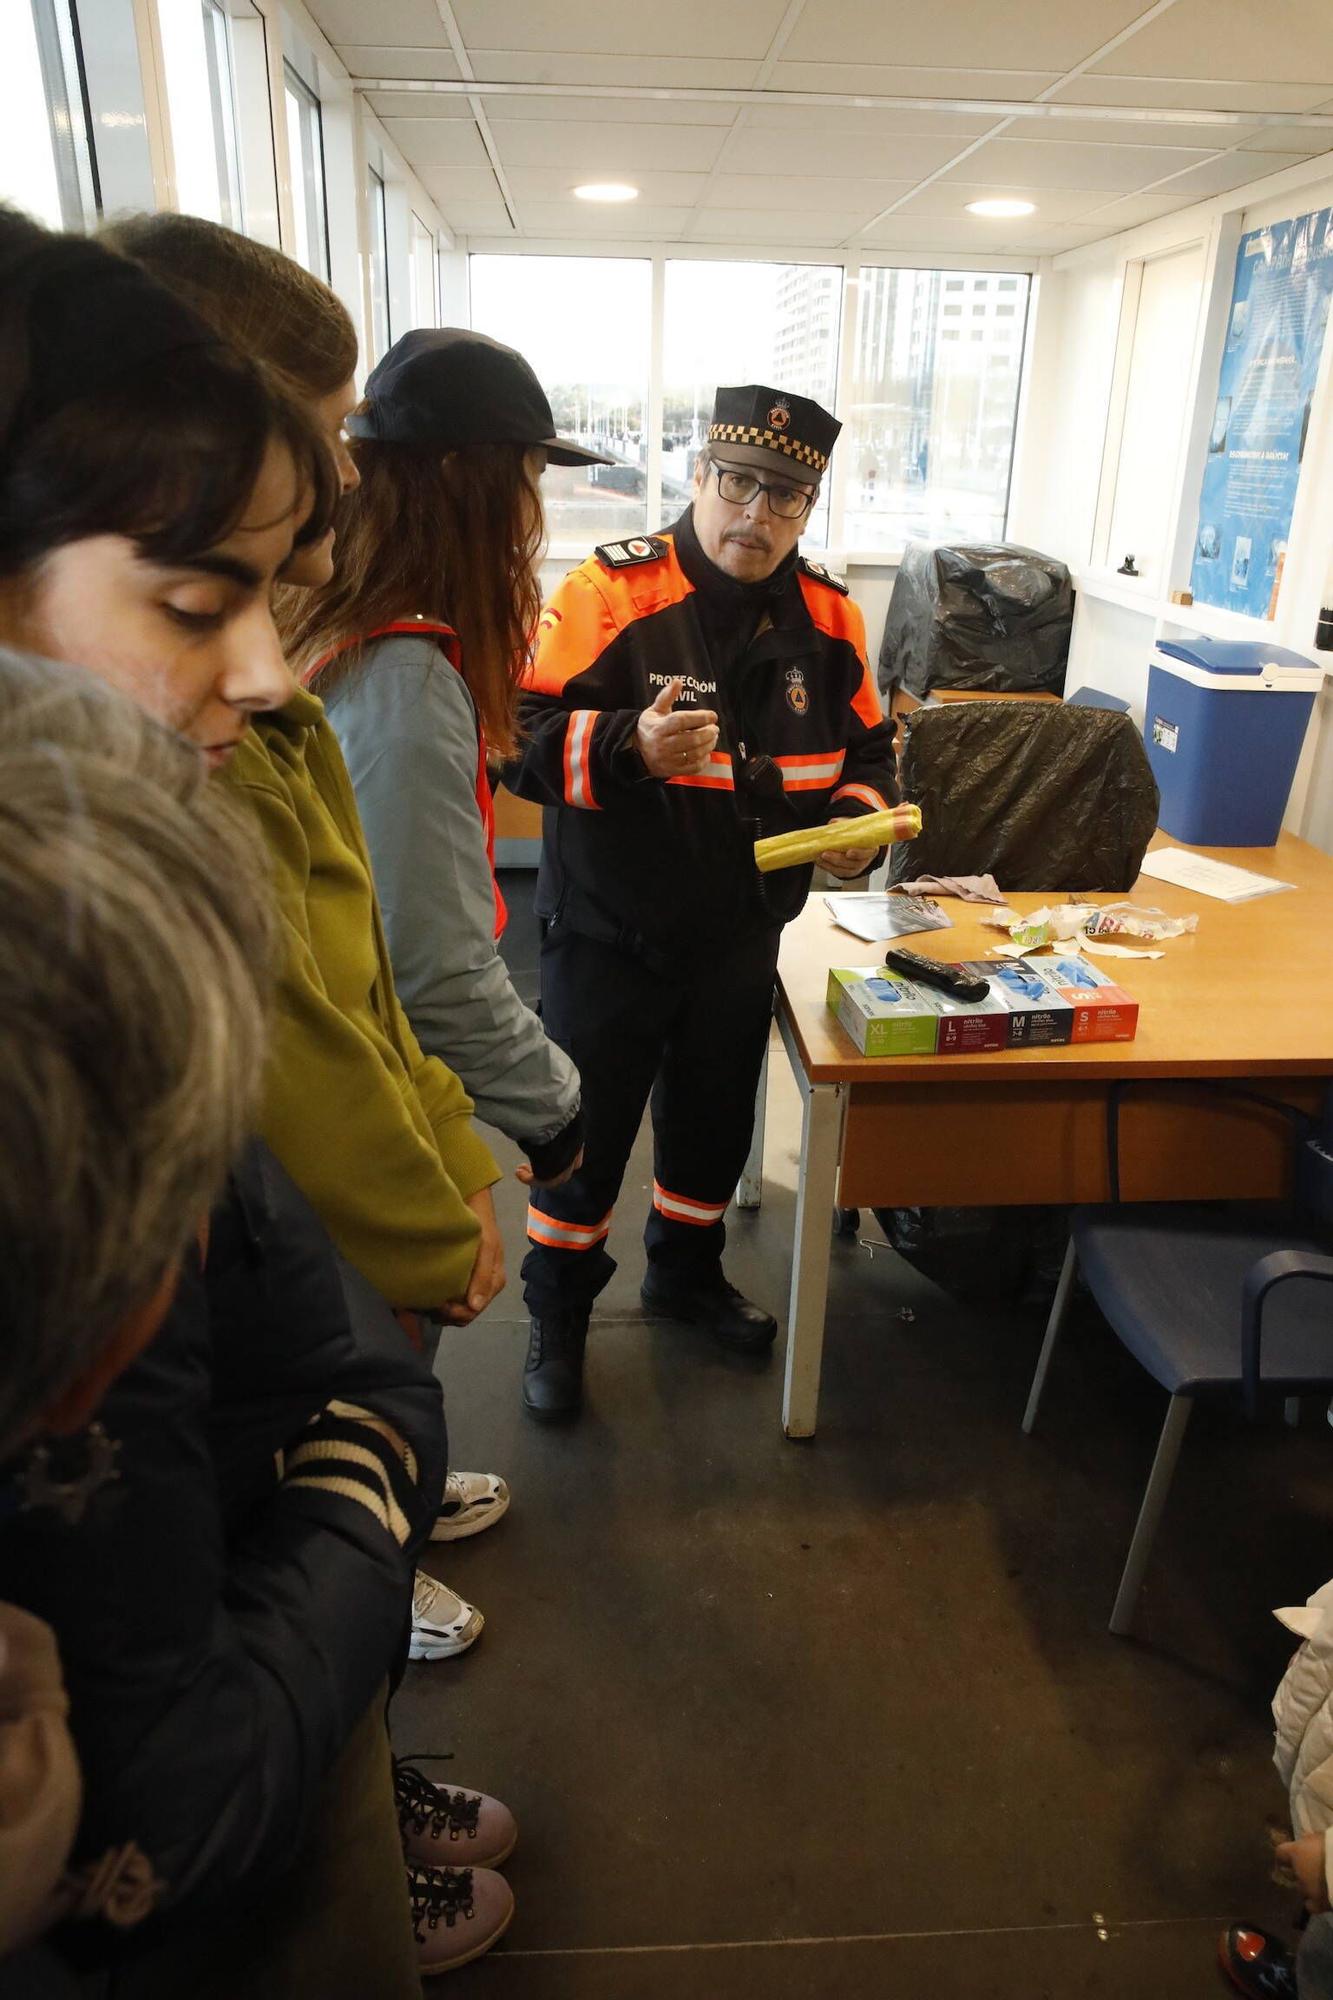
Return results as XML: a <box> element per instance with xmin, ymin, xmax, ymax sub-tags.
<box><xmin>521</xmin><ymin>923</ymin><xmax>678</xmax><ymax>1315</ymax></box>
<box><xmin>644</xmin><ymin>925</ymin><xmax>781</xmax><ymax>1277</ymax></box>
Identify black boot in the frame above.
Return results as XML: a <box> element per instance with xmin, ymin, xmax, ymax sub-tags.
<box><xmin>640</xmin><ymin>1267</ymin><xmax>777</xmax><ymax>1355</ymax></box>
<box><xmin>522</xmin><ymin>1309</ymin><xmax>589</xmax><ymax>1423</ymax></box>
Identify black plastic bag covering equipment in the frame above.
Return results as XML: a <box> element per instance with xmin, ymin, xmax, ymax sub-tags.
<box><xmin>878</xmin><ymin>539</ymin><xmax>1074</xmax><ymax>699</ymax></box>
<box><xmin>888</xmin><ymin>701</ymin><xmax>1159</xmax><ymax>893</ymax></box>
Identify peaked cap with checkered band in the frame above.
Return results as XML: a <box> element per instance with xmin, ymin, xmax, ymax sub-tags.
<box><xmin>706</xmin><ymin>384</ymin><xmax>841</xmax><ymax>479</ymax></box>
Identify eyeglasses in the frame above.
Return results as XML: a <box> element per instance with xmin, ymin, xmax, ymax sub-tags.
<box><xmin>709</xmin><ymin>461</ymin><xmax>817</xmax><ymax>521</ymax></box>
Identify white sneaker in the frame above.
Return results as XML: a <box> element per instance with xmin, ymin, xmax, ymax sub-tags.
<box><xmin>410</xmin><ymin>1572</ymin><xmax>484</xmax><ymax>1661</ymax></box>
<box><xmin>430</xmin><ymin>1469</ymin><xmax>511</xmax><ymax>1543</ymax></box>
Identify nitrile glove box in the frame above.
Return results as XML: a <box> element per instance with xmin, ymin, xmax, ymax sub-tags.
<box><xmin>1145</xmin><ymin>639</ymin><xmax>1322</xmax><ymax>846</ymax></box>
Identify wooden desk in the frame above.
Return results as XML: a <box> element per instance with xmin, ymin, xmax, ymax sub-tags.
<box><xmin>754</xmin><ymin>834</ymin><xmax>1333</xmax><ymax>1439</ymax></box>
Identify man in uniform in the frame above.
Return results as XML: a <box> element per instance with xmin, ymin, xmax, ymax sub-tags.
<box><xmin>506</xmin><ymin>384</ymin><xmax>896</xmax><ymax>1422</ymax></box>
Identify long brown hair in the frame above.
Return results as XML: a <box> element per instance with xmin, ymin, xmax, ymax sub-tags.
<box><xmin>100</xmin><ymin>211</ymin><xmax>358</xmax><ymax>402</ymax></box>
<box><xmin>279</xmin><ymin>440</ymin><xmax>544</xmax><ymax>759</ymax></box>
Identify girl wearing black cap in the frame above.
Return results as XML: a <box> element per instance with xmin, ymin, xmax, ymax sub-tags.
<box><xmin>281</xmin><ymin>329</ymin><xmax>604</xmax><ymax>1210</ymax></box>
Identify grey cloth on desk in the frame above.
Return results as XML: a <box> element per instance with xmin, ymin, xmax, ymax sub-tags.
<box><xmin>896</xmin><ymin>873</ymin><xmax>1004</xmax><ymax>904</ymax></box>
<box><xmin>322</xmin><ymin>633</ymin><xmax>580</xmax><ymax>1150</ymax></box>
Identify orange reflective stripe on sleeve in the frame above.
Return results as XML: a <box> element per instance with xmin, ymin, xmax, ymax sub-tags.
<box><xmin>526</xmin><ymin>1205</ymin><xmax>612</xmax><ymax>1250</ymax></box>
<box><xmin>831</xmin><ymin>782</ymin><xmax>893</xmax><ymax>816</ymax></box>
<box><xmin>563</xmin><ymin>709</ymin><xmax>600</xmax><ymax>809</ymax></box>
<box><xmin>773</xmin><ymin>750</ymin><xmax>845</xmax><ymax>791</ymax></box>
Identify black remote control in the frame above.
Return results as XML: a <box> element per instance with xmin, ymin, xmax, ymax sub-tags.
<box><xmin>883</xmin><ymin>949</ymin><xmax>990</xmax><ymax>1003</ymax></box>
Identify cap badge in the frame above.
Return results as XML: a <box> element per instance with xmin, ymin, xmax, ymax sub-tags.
<box><xmin>768</xmin><ymin>402</ymin><xmax>791</xmax><ymax>431</ymax></box>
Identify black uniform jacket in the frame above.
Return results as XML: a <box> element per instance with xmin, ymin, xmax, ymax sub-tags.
<box><xmin>505</xmin><ymin>519</ymin><xmax>897</xmax><ymax>952</ymax></box>
<box><xmin>0</xmin><ymin>1141</ymin><xmax>445</xmax><ymax>1945</ymax></box>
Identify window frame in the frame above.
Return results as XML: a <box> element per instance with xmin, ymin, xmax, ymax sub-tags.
<box><xmin>201</xmin><ymin>0</ymin><xmax>244</xmax><ymax>231</ymax></box>
<box><xmin>366</xmin><ymin>159</ymin><xmax>390</xmax><ymax>360</ymax></box>
<box><xmin>29</xmin><ymin>0</ymin><xmax>99</xmax><ymax>227</ymax></box>
<box><xmin>282</xmin><ymin>58</ymin><xmax>330</xmax><ymax>282</ymax></box>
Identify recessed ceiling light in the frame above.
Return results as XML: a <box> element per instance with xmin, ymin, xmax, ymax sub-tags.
<box><xmin>574</xmin><ymin>182</ymin><xmax>639</xmax><ymax>203</ymax></box>
<box><xmin>966</xmin><ymin>197</ymin><xmax>1037</xmax><ymax>219</ymax></box>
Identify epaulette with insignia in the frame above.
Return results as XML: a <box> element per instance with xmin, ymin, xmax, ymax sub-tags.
<box><xmin>798</xmin><ymin>556</ymin><xmax>849</xmax><ymax>595</ymax></box>
<box><xmin>594</xmin><ymin>535</ymin><xmax>667</xmax><ymax>572</ymax></box>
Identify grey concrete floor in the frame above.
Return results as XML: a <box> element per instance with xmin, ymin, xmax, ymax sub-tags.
<box><xmin>391</xmin><ymin>874</ymin><xmax>1331</xmax><ymax>1997</ymax></box>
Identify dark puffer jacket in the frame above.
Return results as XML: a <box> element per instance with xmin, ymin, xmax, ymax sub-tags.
<box><xmin>0</xmin><ymin>1140</ymin><xmax>445</xmax><ymax>1944</ymax></box>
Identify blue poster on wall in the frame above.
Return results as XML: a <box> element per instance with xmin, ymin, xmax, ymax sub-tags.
<box><xmin>1190</xmin><ymin>205</ymin><xmax>1333</xmax><ymax>618</ymax></box>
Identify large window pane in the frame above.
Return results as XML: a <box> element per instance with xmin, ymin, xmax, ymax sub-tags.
<box><xmin>0</xmin><ymin>0</ymin><xmax>97</xmax><ymax>228</ymax></box>
<box><xmin>284</xmin><ymin>64</ymin><xmax>329</xmax><ymax>282</ymax></box>
<box><xmin>470</xmin><ymin>254</ymin><xmax>651</xmax><ymax>541</ymax></box>
<box><xmin>843</xmin><ymin>267</ymin><xmax>1029</xmax><ymax>551</ymax></box>
<box><xmin>663</xmin><ymin>260</ymin><xmax>841</xmax><ymax>547</ymax></box>
<box><xmin>366</xmin><ymin>164</ymin><xmax>390</xmax><ymax>361</ymax></box>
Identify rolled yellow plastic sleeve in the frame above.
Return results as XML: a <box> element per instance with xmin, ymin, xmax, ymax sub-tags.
<box><xmin>753</xmin><ymin>804</ymin><xmax>923</xmax><ymax>874</ymax></box>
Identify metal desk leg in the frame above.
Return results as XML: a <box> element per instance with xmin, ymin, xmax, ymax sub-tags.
<box><xmin>781</xmin><ymin>1056</ymin><xmax>846</xmax><ymax>1440</ymax></box>
<box><xmin>735</xmin><ymin>1039</ymin><xmax>768</xmax><ymax>1211</ymax></box>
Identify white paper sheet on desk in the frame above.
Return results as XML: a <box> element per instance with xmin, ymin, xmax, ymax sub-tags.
<box><xmin>1138</xmin><ymin>848</ymin><xmax>1294</xmax><ymax>902</ymax></box>
<box><xmin>824</xmin><ymin>892</ymin><xmax>952</xmax><ymax>942</ymax></box>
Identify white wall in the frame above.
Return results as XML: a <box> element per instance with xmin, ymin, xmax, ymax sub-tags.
<box><xmin>1010</xmin><ymin>151</ymin><xmax>1333</xmax><ymax>849</ymax></box>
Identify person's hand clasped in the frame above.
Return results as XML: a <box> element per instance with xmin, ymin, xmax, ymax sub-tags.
<box><xmin>635</xmin><ymin>676</ymin><xmax>719</xmax><ymax>780</ymax></box>
<box><xmin>1277</xmin><ymin>1831</ymin><xmax>1331</xmax><ymax>1913</ymax></box>
<box><xmin>515</xmin><ymin>1146</ymin><xmax>585</xmax><ymax>1191</ymax></box>
<box><xmin>816</xmin><ymin>816</ymin><xmax>877</xmax><ymax>881</ymax></box>
<box><xmin>438</xmin><ymin>1187</ymin><xmax>506</xmax><ymax>1325</ymax></box>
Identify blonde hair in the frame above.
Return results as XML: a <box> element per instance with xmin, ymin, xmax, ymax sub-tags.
<box><xmin>0</xmin><ymin>651</ymin><xmax>274</xmax><ymax>1454</ymax></box>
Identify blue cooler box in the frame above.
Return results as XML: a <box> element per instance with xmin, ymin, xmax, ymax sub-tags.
<box><xmin>1145</xmin><ymin>637</ymin><xmax>1323</xmax><ymax>846</ymax></box>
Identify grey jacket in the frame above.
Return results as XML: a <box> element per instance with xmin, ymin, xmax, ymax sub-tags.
<box><xmin>322</xmin><ymin>633</ymin><xmax>580</xmax><ymax>1157</ymax></box>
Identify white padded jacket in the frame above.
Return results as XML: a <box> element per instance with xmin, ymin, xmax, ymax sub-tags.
<box><xmin>1273</xmin><ymin>1577</ymin><xmax>1333</xmax><ymax>1903</ymax></box>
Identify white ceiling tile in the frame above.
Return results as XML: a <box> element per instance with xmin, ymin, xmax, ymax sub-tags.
<box><xmin>477</xmin><ymin>93</ymin><xmax>737</xmax><ymax>126</ymax></box>
<box><xmin>505</xmin><ymin>167</ymin><xmax>709</xmax><ymax>203</ymax></box>
<box><xmin>514</xmin><ymin>203</ymin><xmax>694</xmax><ymax>235</ymax></box>
<box><xmin>336</xmin><ymin>47</ymin><xmax>462</xmax><ymax>82</ymax></box>
<box><xmin>1029</xmin><ymin>116</ymin><xmax>1268</xmax><ymax>148</ymax></box>
<box><xmin>785</xmin><ymin>0</ymin><xmax>1150</xmax><ymax>73</ymax></box>
<box><xmin>770</xmin><ymin>61</ymin><xmax>1061</xmax><ymax>99</ymax></box>
<box><xmin>1075</xmin><ymin>189</ymin><xmax>1206</xmax><ymax>230</ymax></box>
<box><xmin>857</xmin><ymin>212</ymin><xmax>1075</xmax><ymax>252</ymax></box>
<box><xmin>1091</xmin><ymin>0</ymin><xmax>1333</xmax><ymax>86</ymax></box>
<box><xmin>722</xmin><ymin>130</ymin><xmax>963</xmax><ymax>179</ymax></box>
<box><xmin>366</xmin><ymin>91</ymin><xmax>475</xmax><ymax>119</ymax></box>
<box><xmin>470</xmin><ymin>51</ymin><xmax>760</xmax><ymax>89</ymax></box>
<box><xmin>940</xmin><ymin>136</ymin><xmax>1216</xmax><ymax>191</ymax></box>
<box><xmin>489</xmin><ymin>120</ymin><xmax>726</xmax><ymax>174</ymax></box>
<box><xmin>703</xmin><ymin>173</ymin><xmax>918</xmax><ymax>211</ymax></box>
<box><xmin>687</xmin><ymin>208</ymin><xmax>868</xmax><ymax>245</ymax></box>
<box><xmin>416</xmin><ymin>167</ymin><xmax>507</xmax><ymax>203</ymax></box>
<box><xmin>452</xmin><ymin>0</ymin><xmax>790</xmax><ymax>62</ymax></box>
<box><xmin>1237</xmin><ymin>130</ymin><xmax>1333</xmax><ymax>157</ymax></box>
<box><xmin>307</xmin><ymin>0</ymin><xmax>449</xmax><ymax>45</ymax></box>
<box><xmin>432</xmin><ymin>199</ymin><xmax>515</xmax><ymax>235</ymax></box>
<box><xmin>381</xmin><ymin>118</ymin><xmax>490</xmax><ymax>170</ymax></box>
<box><xmin>1141</xmin><ymin>149</ymin><xmax>1318</xmax><ymax>198</ymax></box>
<box><xmin>892</xmin><ymin>182</ymin><xmax>1123</xmax><ymax>222</ymax></box>
<box><xmin>744</xmin><ymin>102</ymin><xmax>997</xmax><ymax>139</ymax></box>
<box><xmin>1046</xmin><ymin>76</ymin><xmax>1333</xmax><ymax>113</ymax></box>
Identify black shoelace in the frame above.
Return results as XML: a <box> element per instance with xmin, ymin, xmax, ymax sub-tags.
<box><xmin>395</xmin><ymin>1761</ymin><xmax>482</xmax><ymax>1844</ymax></box>
<box><xmin>407</xmin><ymin>1864</ymin><xmax>475</xmax><ymax>1935</ymax></box>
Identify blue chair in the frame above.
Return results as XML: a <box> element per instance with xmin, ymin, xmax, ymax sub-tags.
<box><xmin>1021</xmin><ymin>1085</ymin><xmax>1333</xmax><ymax>1634</ymax></box>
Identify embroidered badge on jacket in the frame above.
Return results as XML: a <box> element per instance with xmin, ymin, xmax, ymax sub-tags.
<box><xmin>785</xmin><ymin>665</ymin><xmax>809</xmax><ymax>716</ymax></box>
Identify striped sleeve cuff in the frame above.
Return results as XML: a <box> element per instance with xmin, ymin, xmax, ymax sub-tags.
<box><xmin>830</xmin><ymin>782</ymin><xmax>893</xmax><ymax>816</ymax></box>
<box><xmin>283</xmin><ymin>1401</ymin><xmax>420</xmax><ymax>1548</ymax></box>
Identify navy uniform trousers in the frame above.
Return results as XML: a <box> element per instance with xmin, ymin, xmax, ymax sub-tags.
<box><xmin>521</xmin><ymin>918</ymin><xmax>782</xmax><ymax>1315</ymax></box>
